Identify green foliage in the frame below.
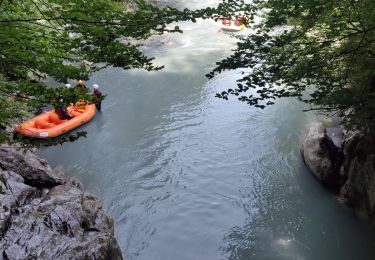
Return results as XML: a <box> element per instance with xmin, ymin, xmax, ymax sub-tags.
<box><xmin>0</xmin><ymin>0</ymin><xmax>253</xmax><ymax>146</ymax></box>
<box><xmin>210</xmin><ymin>0</ymin><xmax>375</xmax><ymax>133</ymax></box>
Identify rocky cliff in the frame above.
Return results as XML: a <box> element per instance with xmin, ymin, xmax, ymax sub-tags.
<box><xmin>340</xmin><ymin>132</ymin><xmax>375</xmax><ymax>217</ymax></box>
<box><xmin>300</xmin><ymin>121</ymin><xmax>375</xmax><ymax>222</ymax></box>
<box><xmin>0</xmin><ymin>147</ymin><xmax>123</xmax><ymax>260</ymax></box>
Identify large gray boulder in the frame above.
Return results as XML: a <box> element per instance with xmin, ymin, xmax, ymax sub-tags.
<box><xmin>301</xmin><ymin>122</ymin><xmax>375</xmax><ymax>221</ymax></box>
<box><xmin>300</xmin><ymin>121</ymin><xmax>345</xmax><ymax>189</ymax></box>
<box><xmin>0</xmin><ymin>147</ymin><xmax>64</xmax><ymax>188</ymax></box>
<box><xmin>0</xmin><ymin>148</ymin><xmax>122</xmax><ymax>260</ymax></box>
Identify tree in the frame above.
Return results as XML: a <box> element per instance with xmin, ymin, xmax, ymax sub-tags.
<box><xmin>209</xmin><ymin>0</ymin><xmax>375</xmax><ymax>133</ymax></box>
<box><xmin>0</xmin><ymin>0</ymin><xmax>253</xmax><ymax>146</ymax></box>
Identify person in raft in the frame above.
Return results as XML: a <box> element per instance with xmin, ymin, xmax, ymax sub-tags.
<box><xmin>55</xmin><ymin>99</ymin><xmax>73</xmax><ymax>120</ymax></box>
<box><xmin>92</xmin><ymin>84</ymin><xmax>103</xmax><ymax>111</ymax></box>
<box><xmin>75</xmin><ymin>80</ymin><xmax>86</xmax><ymax>88</ymax></box>
<box><xmin>75</xmin><ymin>80</ymin><xmax>89</xmax><ymax>92</ymax></box>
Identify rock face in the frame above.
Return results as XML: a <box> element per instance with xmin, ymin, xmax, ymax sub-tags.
<box><xmin>301</xmin><ymin>122</ymin><xmax>375</xmax><ymax>221</ymax></box>
<box><xmin>0</xmin><ymin>148</ymin><xmax>64</xmax><ymax>188</ymax></box>
<box><xmin>340</xmin><ymin>133</ymin><xmax>375</xmax><ymax>217</ymax></box>
<box><xmin>300</xmin><ymin>121</ymin><xmax>345</xmax><ymax>189</ymax></box>
<box><xmin>0</xmin><ymin>147</ymin><xmax>122</xmax><ymax>260</ymax></box>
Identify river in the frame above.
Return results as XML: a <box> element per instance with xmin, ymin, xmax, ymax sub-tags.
<box><xmin>41</xmin><ymin>1</ymin><xmax>375</xmax><ymax>259</ymax></box>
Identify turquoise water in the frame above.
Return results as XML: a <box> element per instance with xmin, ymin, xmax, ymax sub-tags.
<box><xmin>41</xmin><ymin>2</ymin><xmax>375</xmax><ymax>259</ymax></box>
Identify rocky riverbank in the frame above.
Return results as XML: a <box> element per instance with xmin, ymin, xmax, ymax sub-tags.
<box><xmin>0</xmin><ymin>147</ymin><xmax>123</xmax><ymax>259</ymax></box>
<box><xmin>300</xmin><ymin>121</ymin><xmax>375</xmax><ymax>222</ymax></box>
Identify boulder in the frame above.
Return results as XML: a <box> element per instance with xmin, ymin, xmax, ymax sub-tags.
<box><xmin>0</xmin><ymin>169</ymin><xmax>37</xmax><ymax>236</ymax></box>
<box><xmin>340</xmin><ymin>132</ymin><xmax>375</xmax><ymax>217</ymax></box>
<box><xmin>300</xmin><ymin>121</ymin><xmax>345</xmax><ymax>189</ymax></box>
<box><xmin>326</xmin><ymin>127</ymin><xmax>344</xmax><ymax>148</ymax></box>
<box><xmin>0</xmin><ymin>147</ymin><xmax>63</xmax><ymax>188</ymax></box>
<box><xmin>0</xmin><ymin>148</ymin><xmax>122</xmax><ymax>260</ymax></box>
<box><xmin>301</xmin><ymin>122</ymin><xmax>375</xmax><ymax>222</ymax></box>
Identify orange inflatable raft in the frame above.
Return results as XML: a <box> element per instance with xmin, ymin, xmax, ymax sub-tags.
<box><xmin>16</xmin><ymin>104</ymin><xmax>96</xmax><ymax>138</ymax></box>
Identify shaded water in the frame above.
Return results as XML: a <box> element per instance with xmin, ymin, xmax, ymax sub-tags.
<box><xmin>41</xmin><ymin>1</ymin><xmax>375</xmax><ymax>259</ymax></box>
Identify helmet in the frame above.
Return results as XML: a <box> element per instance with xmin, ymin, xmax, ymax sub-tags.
<box><xmin>93</xmin><ymin>84</ymin><xmax>99</xmax><ymax>89</ymax></box>
<box><xmin>65</xmin><ymin>83</ymin><xmax>71</xmax><ymax>88</ymax></box>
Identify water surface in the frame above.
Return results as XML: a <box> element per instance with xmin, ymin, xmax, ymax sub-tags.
<box><xmin>41</xmin><ymin>2</ymin><xmax>375</xmax><ymax>259</ymax></box>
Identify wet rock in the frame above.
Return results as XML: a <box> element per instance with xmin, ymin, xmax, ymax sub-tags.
<box><xmin>1</xmin><ymin>185</ymin><xmax>122</xmax><ymax>260</ymax></box>
<box><xmin>0</xmin><ymin>147</ymin><xmax>63</xmax><ymax>188</ymax></box>
<box><xmin>340</xmin><ymin>133</ymin><xmax>375</xmax><ymax>217</ymax></box>
<box><xmin>300</xmin><ymin>121</ymin><xmax>345</xmax><ymax>189</ymax></box>
<box><xmin>326</xmin><ymin>127</ymin><xmax>344</xmax><ymax>148</ymax></box>
<box><xmin>0</xmin><ymin>148</ymin><xmax>122</xmax><ymax>259</ymax></box>
<box><xmin>0</xmin><ymin>168</ymin><xmax>37</xmax><ymax>236</ymax></box>
<box><xmin>301</xmin><ymin>122</ymin><xmax>375</xmax><ymax>222</ymax></box>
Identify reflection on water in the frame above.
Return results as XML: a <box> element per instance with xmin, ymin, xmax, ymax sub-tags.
<box><xmin>41</xmin><ymin>2</ymin><xmax>375</xmax><ymax>260</ymax></box>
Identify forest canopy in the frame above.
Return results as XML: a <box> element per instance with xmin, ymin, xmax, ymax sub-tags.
<box><xmin>210</xmin><ymin>0</ymin><xmax>375</xmax><ymax>133</ymax></box>
<box><xmin>1</xmin><ymin>0</ymin><xmax>374</xmax><ymax>146</ymax></box>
